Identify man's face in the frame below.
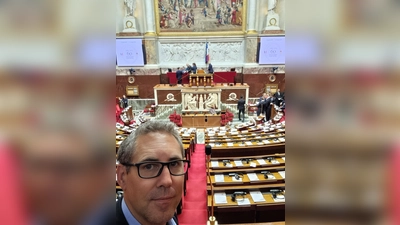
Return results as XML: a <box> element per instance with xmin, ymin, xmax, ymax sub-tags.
<box><xmin>117</xmin><ymin>132</ymin><xmax>184</xmax><ymax>225</ymax></box>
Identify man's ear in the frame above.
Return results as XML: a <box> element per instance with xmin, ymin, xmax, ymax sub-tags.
<box><xmin>116</xmin><ymin>164</ymin><xmax>127</xmax><ymax>191</ymax></box>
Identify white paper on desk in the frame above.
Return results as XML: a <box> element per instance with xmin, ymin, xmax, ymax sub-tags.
<box><xmin>271</xmin><ymin>160</ymin><xmax>280</xmax><ymax>164</ymax></box>
<box><xmin>209</xmin><ymin>143</ymin><xmax>215</xmax><ymax>147</ymax></box>
<box><xmin>216</xmin><ymin>143</ymin><xmax>223</xmax><ymax>147</ymax></box>
<box><xmin>236</xmin><ymin>198</ymin><xmax>251</xmax><ymax>205</ymax></box>
<box><xmin>257</xmin><ymin>159</ymin><xmax>267</xmax><ymax>165</ymax></box>
<box><xmin>231</xmin><ymin>132</ymin><xmax>238</xmax><ymax>135</ymax></box>
<box><xmin>211</xmin><ymin>161</ymin><xmax>219</xmax><ymax>168</ymax></box>
<box><xmin>247</xmin><ymin>173</ymin><xmax>259</xmax><ymax>181</ymax></box>
<box><xmin>245</xmin><ymin>141</ymin><xmax>253</xmax><ymax>145</ymax></box>
<box><xmin>241</xmin><ymin>130</ymin><xmax>248</xmax><ymax>133</ymax></box>
<box><xmin>278</xmin><ymin>171</ymin><xmax>285</xmax><ymax>179</ymax></box>
<box><xmin>227</xmin><ymin>143</ymin><xmax>234</xmax><ymax>147</ymax></box>
<box><xmin>232</xmin><ymin>176</ymin><xmax>242</xmax><ymax>182</ymax></box>
<box><xmin>278</xmin><ymin>137</ymin><xmax>285</xmax><ymax>142</ymax></box>
<box><xmin>214</xmin><ymin>192</ymin><xmax>228</xmax><ymax>204</ymax></box>
<box><xmin>215</xmin><ymin>174</ymin><xmax>225</xmax><ymax>183</ymax></box>
<box><xmin>282</xmin><ymin>157</ymin><xmax>285</xmax><ymax>161</ymax></box>
<box><xmin>240</xmin><ymin>138</ymin><xmax>246</xmax><ymax>140</ymax></box>
<box><xmin>208</xmin><ymin>134</ymin><xmax>214</xmax><ymax>137</ymax></box>
<box><xmin>117</xmin><ymin>141</ymin><xmax>122</xmax><ymax>145</ymax></box>
<box><xmin>233</xmin><ymin>160</ymin><xmax>243</xmax><ymax>167</ymax></box>
<box><xmin>226</xmin><ymin>138</ymin><xmax>231</xmax><ymax>141</ymax></box>
<box><xmin>225</xmin><ymin>163</ymin><xmax>233</xmax><ymax>168</ymax></box>
<box><xmin>255</xmin><ymin>136</ymin><xmax>261</xmax><ymax>139</ymax></box>
<box><xmin>250</xmin><ymin>191</ymin><xmax>266</xmax><ymax>202</ymax></box>
<box><xmin>263</xmin><ymin>140</ymin><xmax>272</xmax><ymax>144</ymax></box>
<box><xmin>269</xmin><ymin>134</ymin><xmax>276</xmax><ymax>137</ymax></box>
<box><xmin>250</xmin><ymin>162</ymin><xmax>257</xmax><ymax>168</ymax></box>
<box><xmin>267</xmin><ymin>174</ymin><xmax>276</xmax><ymax>179</ymax></box>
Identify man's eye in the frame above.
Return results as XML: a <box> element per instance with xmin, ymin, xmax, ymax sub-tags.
<box><xmin>170</xmin><ymin>161</ymin><xmax>179</xmax><ymax>167</ymax></box>
<box><xmin>143</xmin><ymin>164</ymin><xmax>156</xmax><ymax>170</ymax></box>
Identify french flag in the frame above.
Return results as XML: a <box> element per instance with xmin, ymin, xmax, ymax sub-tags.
<box><xmin>205</xmin><ymin>42</ymin><xmax>210</xmax><ymax>64</ymax></box>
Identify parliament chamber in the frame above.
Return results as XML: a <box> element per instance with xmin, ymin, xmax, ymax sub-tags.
<box><xmin>115</xmin><ymin>0</ymin><xmax>285</xmax><ymax>224</ymax></box>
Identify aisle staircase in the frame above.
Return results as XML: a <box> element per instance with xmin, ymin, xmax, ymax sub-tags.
<box><xmin>178</xmin><ymin>144</ymin><xmax>208</xmax><ymax>225</ymax></box>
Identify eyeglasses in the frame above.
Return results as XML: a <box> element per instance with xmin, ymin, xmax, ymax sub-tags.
<box><xmin>121</xmin><ymin>160</ymin><xmax>189</xmax><ymax>179</ymax></box>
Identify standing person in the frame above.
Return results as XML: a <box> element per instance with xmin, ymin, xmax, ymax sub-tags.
<box><xmin>192</xmin><ymin>63</ymin><xmax>197</xmax><ymax>74</ymax></box>
<box><xmin>176</xmin><ymin>67</ymin><xmax>183</xmax><ymax>85</ymax></box>
<box><xmin>237</xmin><ymin>95</ymin><xmax>245</xmax><ymax>122</ymax></box>
<box><xmin>121</xmin><ymin>95</ymin><xmax>128</xmax><ymax>108</ymax></box>
<box><xmin>231</xmin><ymin>7</ymin><xmax>237</xmax><ymax>24</ymax></box>
<box><xmin>264</xmin><ymin>93</ymin><xmax>273</xmax><ymax>121</ymax></box>
<box><xmin>274</xmin><ymin>88</ymin><xmax>284</xmax><ymax>105</ymax></box>
<box><xmin>116</xmin><ymin>121</ymin><xmax>187</xmax><ymax>225</ymax></box>
<box><xmin>256</xmin><ymin>93</ymin><xmax>266</xmax><ymax>116</ymax></box>
<box><xmin>185</xmin><ymin>63</ymin><xmax>192</xmax><ymax>72</ymax></box>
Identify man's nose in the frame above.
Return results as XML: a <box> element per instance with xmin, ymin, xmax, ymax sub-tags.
<box><xmin>157</xmin><ymin>165</ymin><xmax>173</xmax><ymax>187</ymax></box>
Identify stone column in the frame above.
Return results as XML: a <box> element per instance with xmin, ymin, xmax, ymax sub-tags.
<box><xmin>144</xmin><ymin>0</ymin><xmax>156</xmax><ymax>36</ymax></box>
<box><xmin>247</xmin><ymin>0</ymin><xmax>257</xmax><ymax>34</ymax></box>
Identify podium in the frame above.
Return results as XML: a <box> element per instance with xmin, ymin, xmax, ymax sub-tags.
<box><xmin>189</xmin><ymin>73</ymin><xmax>213</xmax><ymax>87</ymax></box>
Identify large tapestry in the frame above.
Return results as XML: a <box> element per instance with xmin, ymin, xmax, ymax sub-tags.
<box><xmin>155</xmin><ymin>0</ymin><xmax>246</xmax><ymax>35</ymax></box>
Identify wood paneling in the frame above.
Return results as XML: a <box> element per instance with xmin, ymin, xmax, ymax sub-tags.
<box><xmin>116</xmin><ymin>75</ymin><xmax>160</xmax><ymax>98</ymax></box>
<box><xmin>244</xmin><ymin>74</ymin><xmax>285</xmax><ymax>97</ymax></box>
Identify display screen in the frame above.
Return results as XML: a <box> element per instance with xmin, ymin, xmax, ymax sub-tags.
<box><xmin>116</xmin><ymin>38</ymin><xmax>144</xmax><ymax>66</ymax></box>
<box><xmin>259</xmin><ymin>36</ymin><xmax>285</xmax><ymax>65</ymax></box>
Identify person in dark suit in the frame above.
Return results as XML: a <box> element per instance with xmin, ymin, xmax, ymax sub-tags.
<box><xmin>237</xmin><ymin>95</ymin><xmax>245</xmax><ymax>122</ymax></box>
<box><xmin>185</xmin><ymin>63</ymin><xmax>192</xmax><ymax>72</ymax></box>
<box><xmin>264</xmin><ymin>93</ymin><xmax>273</xmax><ymax>121</ymax></box>
<box><xmin>256</xmin><ymin>93</ymin><xmax>266</xmax><ymax>116</ymax></box>
<box><xmin>121</xmin><ymin>95</ymin><xmax>128</xmax><ymax>108</ymax></box>
<box><xmin>176</xmin><ymin>67</ymin><xmax>183</xmax><ymax>85</ymax></box>
<box><xmin>191</xmin><ymin>63</ymin><xmax>197</xmax><ymax>74</ymax></box>
<box><xmin>274</xmin><ymin>89</ymin><xmax>284</xmax><ymax>105</ymax></box>
<box><xmin>208</xmin><ymin>63</ymin><xmax>214</xmax><ymax>73</ymax></box>
<box><xmin>116</xmin><ymin>121</ymin><xmax>187</xmax><ymax>225</ymax></box>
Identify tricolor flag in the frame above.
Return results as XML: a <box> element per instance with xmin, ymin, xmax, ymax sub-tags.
<box><xmin>205</xmin><ymin>42</ymin><xmax>210</xmax><ymax>64</ymax></box>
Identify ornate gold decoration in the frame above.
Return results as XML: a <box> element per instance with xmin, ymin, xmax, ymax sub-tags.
<box><xmin>125</xmin><ymin>20</ymin><xmax>134</xmax><ymax>29</ymax></box>
<box><xmin>269</xmin><ymin>18</ymin><xmax>277</xmax><ymax>26</ymax></box>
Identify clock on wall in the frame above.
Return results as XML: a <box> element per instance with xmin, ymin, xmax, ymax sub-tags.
<box><xmin>128</xmin><ymin>76</ymin><xmax>135</xmax><ymax>84</ymax></box>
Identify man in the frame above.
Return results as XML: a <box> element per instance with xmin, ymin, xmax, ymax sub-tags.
<box><xmin>237</xmin><ymin>95</ymin><xmax>245</xmax><ymax>122</ymax></box>
<box><xmin>116</xmin><ymin>121</ymin><xmax>188</xmax><ymax>225</ymax></box>
<box><xmin>264</xmin><ymin>93</ymin><xmax>273</xmax><ymax>122</ymax></box>
<box><xmin>176</xmin><ymin>67</ymin><xmax>183</xmax><ymax>85</ymax></box>
<box><xmin>185</xmin><ymin>63</ymin><xmax>192</xmax><ymax>72</ymax></box>
<box><xmin>121</xmin><ymin>95</ymin><xmax>128</xmax><ymax>108</ymax></box>
<box><xmin>256</xmin><ymin>93</ymin><xmax>266</xmax><ymax>116</ymax></box>
<box><xmin>207</xmin><ymin>63</ymin><xmax>214</xmax><ymax>74</ymax></box>
<box><xmin>274</xmin><ymin>89</ymin><xmax>284</xmax><ymax>105</ymax></box>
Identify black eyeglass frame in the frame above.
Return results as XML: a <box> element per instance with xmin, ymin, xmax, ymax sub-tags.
<box><xmin>121</xmin><ymin>159</ymin><xmax>190</xmax><ymax>179</ymax></box>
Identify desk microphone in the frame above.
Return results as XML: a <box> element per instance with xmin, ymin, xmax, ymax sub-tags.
<box><xmin>205</xmin><ymin>145</ymin><xmax>218</xmax><ymax>225</ymax></box>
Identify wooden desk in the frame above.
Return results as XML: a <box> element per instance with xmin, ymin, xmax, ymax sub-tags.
<box><xmin>208</xmin><ymin>142</ymin><xmax>285</xmax><ymax>158</ymax></box>
<box><xmin>189</xmin><ymin>73</ymin><xmax>213</xmax><ymax>87</ymax></box>
<box><xmin>182</xmin><ymin>114</ymin><xmax>221</xmax><ymax>128</ymax></box>
<box><xmin>207</xmin><ymin>189</ymin><xmax>285</xmax><ymax>223</ymax></box>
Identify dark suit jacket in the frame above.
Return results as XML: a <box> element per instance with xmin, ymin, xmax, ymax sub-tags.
<box><xmin>176</xmin><ymin>70</ymin><xmax>183</xmax><ymax>80</ymax></box>
<box><xmin>208</xmin><ymin>64</ymin><xmax>214</xmax><ymax>73</ymax></box>
<box><xmin>274</xmin><ymin>92</ymin><xmax>283</xmax><ymax>100</ymax></box>
<box><xmin>191</xmin><ymin>66</ymin><xmax>197</xmax><ymax>74</ymax></box>
<box><xmin>116</xmin><ymin>197</ymin><xmax>179</xmax><ymax>225</ymax></box>
<box><xmin>237</xmin><ymin>98</ymin><xmax>245</xmax><ymax>110</ymax></box>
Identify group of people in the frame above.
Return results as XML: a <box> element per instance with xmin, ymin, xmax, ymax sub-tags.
<box><xmin>257</xmin><ymin>89</ymin><xmax>285</xmax><ymax>121</ymax></box>
<box><xmin>176</xmin><ymin>63</ymin><xmax>197</xmax><ymax>84</ymax></box>
<box><xmin>216</xmin><ymin>4</ymin><xmax>241</xmax><ymax>25</ymax></box>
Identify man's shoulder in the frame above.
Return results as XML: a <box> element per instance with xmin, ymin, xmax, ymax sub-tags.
<box><xmin>116</xmin><ymin>197</ymin><xmax>129</xmax><ymax>225</ymax></box>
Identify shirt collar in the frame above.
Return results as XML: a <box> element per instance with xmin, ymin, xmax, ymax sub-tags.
<box><xmin>122</xmin><ymin>198</ymin><xmax>176</xmax><ymax>225</ymax></box>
